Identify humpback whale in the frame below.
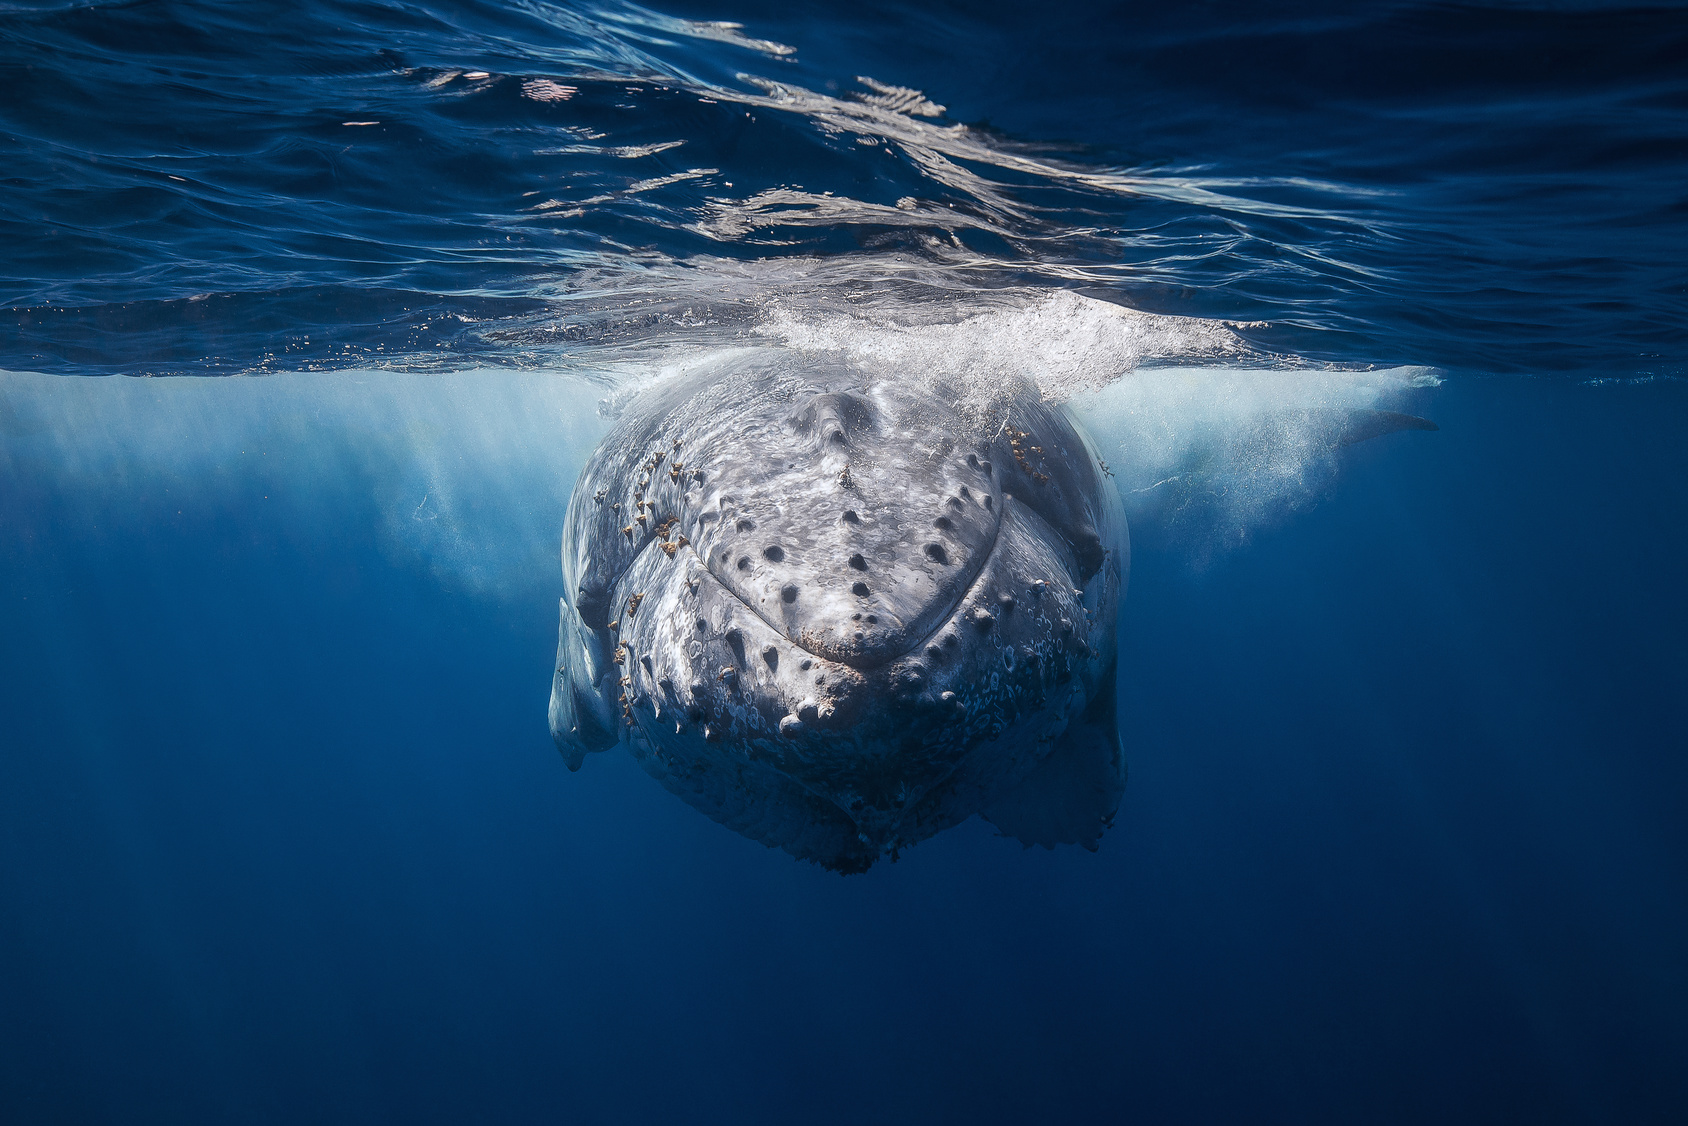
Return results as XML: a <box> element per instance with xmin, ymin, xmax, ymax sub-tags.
<box><xmin>550</xmin><ymin>351</ymin><xmax>1128</xmax><ymax>872</ymax></box>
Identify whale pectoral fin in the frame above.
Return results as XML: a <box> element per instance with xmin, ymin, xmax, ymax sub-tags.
<box><xmin>549</xmin><ymin>678</ymin><xmax>618</xmax><ymax>770</ymax></box>
<box><xmin>1334</xmin><ymin>408</ymin><xmax>1439</xmax><ymax>447</ymax></box>
<box><xmin>981</xmin><ymin>671</ymin><xmax>1125</xmax><ymax>851</ymax></box>
<box><xmin>549</xmin><ymin>596</ymin><xmax>619</xmax><ymax>769</ymax></box>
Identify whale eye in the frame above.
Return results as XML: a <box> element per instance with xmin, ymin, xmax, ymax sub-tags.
<box><xmin>959</xmin><ymin>485</ymin><xmax>971</xmax><ymax>499</ymax></box>
<box><xmin>851</xmin><ymin>581</ymin><xmax>870</xmax><ymax>597</ymax></box>
<box><xmin>848</xmin><ymin>553</ymin><xmax>867</xmax><ymax>571</ymax></box>
<box><xmin>983</xmin><ymin>495</ymin><xmax>993</xmax><ymax>511</ymax></box>
<box><xmin>967</xmin><ymin>453</ymin><xmax>980</xmax><ymax>469</ymax></box>
<box><xmin>763</xmin><ymin>545</ymin><xmax>785</xmax><ymax>562</ymax></box>
<box><xmin>925</xmin><ymin>543</ymin><xmax>949</xmax><ymax>564</ymax></box>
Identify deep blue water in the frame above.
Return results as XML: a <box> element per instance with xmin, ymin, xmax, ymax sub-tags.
<box><xmin>3</xmin><ymin>1</ymin><xmax>1687</xmax><ymax>1123</ymax></box>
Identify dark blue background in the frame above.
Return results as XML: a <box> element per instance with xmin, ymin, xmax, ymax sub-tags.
<box><xmin>4</xmin><ymin>377</ymin><xmax>1685</xmax><ymax>1123</ymax></box>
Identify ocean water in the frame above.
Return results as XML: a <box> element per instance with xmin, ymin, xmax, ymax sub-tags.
<box><xmin>2</xmin><ymin>1</ymin><xmax>1686</xmax><ymax>1122</ymax></box>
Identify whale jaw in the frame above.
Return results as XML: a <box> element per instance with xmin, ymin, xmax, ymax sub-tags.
<box><xmin>604</xmin><ymin>496</ymin><xmax>1112</xmax><ymax>869</ymax></box>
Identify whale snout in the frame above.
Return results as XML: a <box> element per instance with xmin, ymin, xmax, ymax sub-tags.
<box><xmin>552</xmin><ymin>361</ymin><xmax>1127</xmax><ymax>870</ymax></box>
<box><xmin>686</xmin><ymin>387</ymin><xmax>1007</xmax><ymax>670</ymax></box>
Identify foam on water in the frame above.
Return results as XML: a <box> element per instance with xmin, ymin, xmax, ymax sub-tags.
<box><xmin>748</xmin><ymin>290</ymin><xmax>1439</xmax><ymax>549</ymax></box>
<box><xmin>0</xmin><ymin>369</ymin><xmax>607</xmax><ymax>599</ymax></box>
<box><xmin>2</xmin><ymin>287</ymin><xmax>1437</xmax><ymax>591</ymax></box>
<box><xmin>1076</xmin><ymin>364</ymin><xmax>1441</xmax><ymax>551</ymax></box>
<box><xmin>756</xmin><ymin>290</ymin><xmax>1253</xmax><ymax>402</ymax></box>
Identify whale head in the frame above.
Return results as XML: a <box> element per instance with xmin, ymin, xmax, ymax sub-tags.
<box><xmin>551</xmin><ymin>354</ymin><xmax>1127</xmax><ymax>871</ymax></box>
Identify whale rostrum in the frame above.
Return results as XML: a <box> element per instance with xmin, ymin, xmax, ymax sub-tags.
<box><xmin>550</xmin><ymin>353</ymin><xmax>1128</xmax><ymax>872</ymax></box>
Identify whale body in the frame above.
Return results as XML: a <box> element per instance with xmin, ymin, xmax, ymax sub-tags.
<box><xmin>550</xmin><ymin>351</ymin><xmax>1128</xmax><ymax>872</ymax></box>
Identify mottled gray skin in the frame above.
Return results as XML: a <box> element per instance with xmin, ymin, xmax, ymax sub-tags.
<box><xmin>550</xmin><ymin>352</ymin><xmax>1128</xmax><ymax>872</ymax></box>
